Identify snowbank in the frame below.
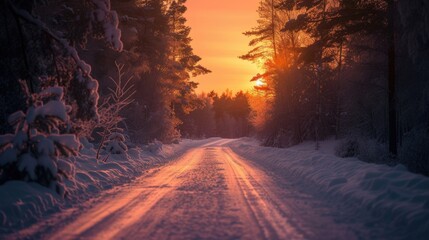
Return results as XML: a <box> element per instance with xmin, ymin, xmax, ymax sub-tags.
<box><xmin>0</xmin><ymin>138</ymin><xmax>220</xmax><ymax>233</ymax></box>
<box><xmin>228</xmin><ymin>138</ymin><xmax>429</xmax><ymax>239</ymax></box>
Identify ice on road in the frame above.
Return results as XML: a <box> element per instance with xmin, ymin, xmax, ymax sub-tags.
<box><xmin>12</xmin><ymin>139</ymin><xmax>401</xmax><ymax>239</ymax></box>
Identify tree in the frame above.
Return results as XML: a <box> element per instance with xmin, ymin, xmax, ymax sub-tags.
<box><xmin>282</xmin><ymin>0</ymin><xmax>398</xmax><ymax>155</ymax></box>
<box><xmin>112</xmin><ymin>0</ymin><xmax>208</xmax><ymax>143</ymax></box>
<box><xmin>0</xmin><ymin>0</ymin><xmax>124</xmax><ymax>192</ymax></box>
<box><xmin>94</xmin><ymin>62</ymin><xmax>135</xmax><ymax>159</ymax></box>
<box><xmin>178</xmin><ymin>93</ymin><xmax>216</xmax><ymax>139</ymax></box>
<box><xmin>0</xmin><ymin>0</ymin><xmax>124</xmax><ymax>135</ymax></box>
<box><xmin>241</xmin><ymin>0</ymin><xmax>308</xmax><ymax>146</ymax></box>
<box><xmin>0</xmin><ymin>84</ymin><xmax>79</xmax><ymax>197</ymax></box>
<box><xmin>210</xmin><ymin>91</ymin><xmax>252</xmax><ymax>138</ymax></box>
<box><xmin>166</xmin><ymin>0</ymin><xmax>210</xmax><ymax>140</ymax></box>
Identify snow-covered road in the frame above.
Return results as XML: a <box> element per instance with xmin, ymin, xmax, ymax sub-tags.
<box><xmin>6</xmin><ymin>139</ymin><xmax>420</xmax><ymax>239</ymax></box>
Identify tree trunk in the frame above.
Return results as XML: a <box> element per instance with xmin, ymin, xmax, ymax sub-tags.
<box><xmin>387</xmin><ymin>0</ymin><xmax>397</xmax><ymax>156</ymax></box>
<box><xmin>335</xmin><ymin>42</ymin><xmax>343</xmax><ymax>139</ymax></box>
<box><xmin>271</xmin><ymin>0</ymin><xmax>277</xmax><ymax>59</ymax></box>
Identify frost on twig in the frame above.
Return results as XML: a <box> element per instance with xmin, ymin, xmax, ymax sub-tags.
<box><xmin>96</xmin><ymin>62</ymin><xmax>135</xmax><ymax>159</ymax></box>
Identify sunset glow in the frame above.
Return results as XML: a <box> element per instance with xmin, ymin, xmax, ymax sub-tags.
<box><xmin>1</xmin><ymin>1</ymin><xmax>428</xmax><ymax>239</ymax></box>
<box><xmin>185</xmin><ymin>0</ymin><xmax>261</xmax><ymax>93</ymax></box>
<box><xmin>255</xmin><ymin>79</ymin><xmax>265</xmax><ymax>87</ymax></box>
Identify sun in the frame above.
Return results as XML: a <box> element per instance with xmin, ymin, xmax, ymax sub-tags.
<box><xmin>255</xmin><ymin>78</ymin><xmax>265</xmax><ymax>87</ymax></box>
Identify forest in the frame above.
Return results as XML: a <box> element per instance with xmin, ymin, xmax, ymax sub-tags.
<box><xmin>0</xmin><ymin>0</ymin><xmax>429</xmax><ymax>238</ymax></box>
<box><xmin>0</xmin><ymin>0</ymin><xmax>428</xmax><ymax>203</ymax></box>
<box><xmin>241</xmin><ymin>0</ymin><xmax>429</xmax><ymax>177</ymax></box>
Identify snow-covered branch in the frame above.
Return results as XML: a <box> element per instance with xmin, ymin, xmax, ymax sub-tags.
<box><xmin>6</xmin><ymin>0</ymin><xmax>93</xmax><ymax>74</ymax></box>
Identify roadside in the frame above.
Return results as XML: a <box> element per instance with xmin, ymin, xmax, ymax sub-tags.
<box><xmin>227</xmin><ymin>138</ymin><xmax>429</xmax><ymax>239</ymax></box>
<box><xmin>0</xmin><ymin>138</ymin><xmax>223</xmax><ymax>233</ymax></box>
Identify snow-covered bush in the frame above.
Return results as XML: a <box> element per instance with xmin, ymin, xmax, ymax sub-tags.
<box><xmin>147</xmin><ymin>140</ymin><xmax>163</xmax><ymax>154</ymax></box>
<box><xmin>103</xmin><ymin>128</ymin><xmax>128</xmax><ymax>154</ymax></box>
<box><xmin>94</xmin><ymin>62</ymin><xmax>135</xmax><ymax>159</ymax></box>
<box><xmin>357</xmin><ymin>138</ymin><xmax>390</xmax><ymax>164</ymax></box>
<box><xmin>336</xmin><ymin>136</ymin><xmax>390</xmax><ymax>164</ymax></box>
<box><xmin>335</xmin><ymin>137</ymin><xmax>359</xmax><ymax>158</ymax></box>
<box><xmin>0</xmin><ymin>84</ymin><xmax>80</xmax><ymax>197</ymax></box>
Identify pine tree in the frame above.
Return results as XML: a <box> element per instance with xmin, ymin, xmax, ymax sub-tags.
<box><xmin>113</xmin><ymin>0</ymin><xmax>208</xmax><ymax>143</ymax></box>
<box><xmin>0</xmin><ymin>0</ymin><xmax>123</xmax><ymax>193</ymax></box>
<box><xmin>0</xmin><ymin>84</ymin><xmax>79</xmax><ymax>196</ymax></box>
<box><xmin>0</xmin><ymin>0</ymin><xmax>124</xmax><ymax>136</ymax></box>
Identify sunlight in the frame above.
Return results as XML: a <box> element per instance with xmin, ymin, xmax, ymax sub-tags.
<box><xmin>255</xmin><ymin>78</ymin><xmax>265</xmax><ymax>87</ymax></box>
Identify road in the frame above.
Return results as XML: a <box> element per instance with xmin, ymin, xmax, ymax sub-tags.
<box><xmin>12</xmin><ymin>139</ymin><xmax>394</xmax><ymax>239</ymax></box>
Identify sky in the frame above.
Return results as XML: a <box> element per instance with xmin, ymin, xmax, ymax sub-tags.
<box><xmin>185</xmin><ymin>0</ymin><xmax>261</xmax><ymax>93</ymax></box>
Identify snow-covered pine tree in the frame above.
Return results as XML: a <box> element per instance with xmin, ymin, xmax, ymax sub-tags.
<box><xmin>0</xmin><ymin>82</ymin><xmax>79</xmax><ymax>197</ymax></box>
<box><xmin>0</xmin><ymin>0</ymin><xmax>124</xmax><ymax>138</ymax></box>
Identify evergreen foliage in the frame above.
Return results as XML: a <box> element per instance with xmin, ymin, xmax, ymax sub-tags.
<box><xmin>0</xmin><ymin>84</ymin><xmax>79</xmax><ymax>196</ymax></box>
<box><xmin>242</xmin><ymin>0</ymin><xmax>429</xmax><ymax>175</ymax></box>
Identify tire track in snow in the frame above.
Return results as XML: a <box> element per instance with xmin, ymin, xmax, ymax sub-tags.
<box><xmin>222</xmin><ymin>147</ymin><xmax>304</xmax><ymax>240</ymax></box>
<box><xmin>46</xmin><ymin>149</ymin><xmax>203</xmax><ymax>240</ymax></box>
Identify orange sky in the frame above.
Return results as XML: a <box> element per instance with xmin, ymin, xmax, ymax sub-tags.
<box><xmin>185</xmin><ymin>0</ymin><xmax>261</xmax><ymax>93</ymax></box>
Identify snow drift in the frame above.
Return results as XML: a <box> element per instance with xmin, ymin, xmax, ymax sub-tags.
<box><xmin>0</xmin><ymin>138</ymin><xmax>220</xmax><ymax>233</ymax></box>
<box><xmin>227</xmin><ymin>138</ymin><xmax>429</xmax><ymax>239</ymax></box>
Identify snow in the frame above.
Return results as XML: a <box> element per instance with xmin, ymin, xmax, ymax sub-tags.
<box><xmin>49</xmin><ymin>134</ymin><xmax>81</xmax><ymax>151</ymax></box>
<box><xmin>79</xmin><ymin>137</ymin><xmax>94</xmax><ymax>149</ymax></box>
<box><xmin>40</xmin><ymin>87</ymin><xmax>64</xmax><ymax>99</ymax></box>
<box><xmin>104</xmin><ymin>140</ymin><xmax>127</xmax><ymax>154</ymax></box>
<box><xmin>0</xmin><ymin>181</ymin><xmax>61</xmax><ymax>228</ymax></box>
<box><xmin>227</xmin><ymin>138</ymin><xmax>429</xmax><ymax>239</ymax></box>
<box><xmin>92</xmin><ymin>0</ymin><xmax>111</xmax><ymax>12</ymax></box>
<box><xmin>23</xmin><ymin>87</ymin><xmax>70</xmax><ymax>124</ymax></box>
<box><xmin>12</xmin><ymin>131</ymin><xmax>28</xmax><ymax>148</ymax></box>
<box><xmin>74</xmin><ymin>71</ymin><xmax>100</xmax><ymax>121</ymax></box>
<box><xmin>0</xmin><ymin>134</ymin><xmax>14</xmax><ymax>147</ymax></box>
<box><xmin>0</xmin><ymin>148</ymin><xmax>18</xmax><ymax>166</ymax></box>
<box><xmin>38</xmin><ymin>155</ymin><xmax>58</xmax><ymax>177</ymax></box>
<box><xmin>91</xmin><ymin>0</ymin><xmax>123</xmax><ymax>51</ymax></box>
<box><xmin>2</xmin><ymin>137</ymin><xmax>428</xmax><ymax>237</ymax></box>
<box><xmin>108</xmin><ymin>132</ymin><xmax>125</xmax><ymax>141</ymax></box>
<box><xmin>7</xmin><ymin>111</ymin><xmax>25</xmax><ymax>126</ymax></box>
<box><xmin>18</xmin><ymin>154</ymin><xmax>38</xmax><ymax>181</ymax></box>
<box><xmin>25</xmin><ymin>100</ymin><xmax>69</xmax><ymax>124</ymax></box>
<box><xmin>35</xmin><ymin>135</ymin><xmax>56</xmax><ymax>156</ymax></box>
<box><xmin>103</xmin><ymin>130</ymin><xmax>128</xmax><ymax>154</ymax></box>
<box><xmin>0</xmin><ymin>138</ymin><xmax>222</xmax><ymax>232</ymax></box>
<box><xmin>103</xmin><ymin>11</ymin><xmax>123</xmax><ymax>51</ymax></box>
<box><xmin>35</xmin><ymin>101</ymin><xmax>68</xmax><ymax>122</ymax></box>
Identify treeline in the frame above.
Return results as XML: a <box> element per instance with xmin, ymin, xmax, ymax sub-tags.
<box><xmin>179</xmin><ymin>91</ymin><xmax>252</xmax><ymax>139</ymax></box>
<box><xmin>241</xmin><ymin>0</ymin><xmax>429</xmax><ymax>175</ymax></box>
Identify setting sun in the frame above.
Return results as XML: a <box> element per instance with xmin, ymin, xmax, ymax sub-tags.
<box><xmin>255</xmin><ymin>79</ymin><xmax>265</xmax><ymax>87</ymax></box>
<box><xmin>1</xmin><ymin>1</ymin><xmax>428</xmax><ymax>239</ymax></box>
